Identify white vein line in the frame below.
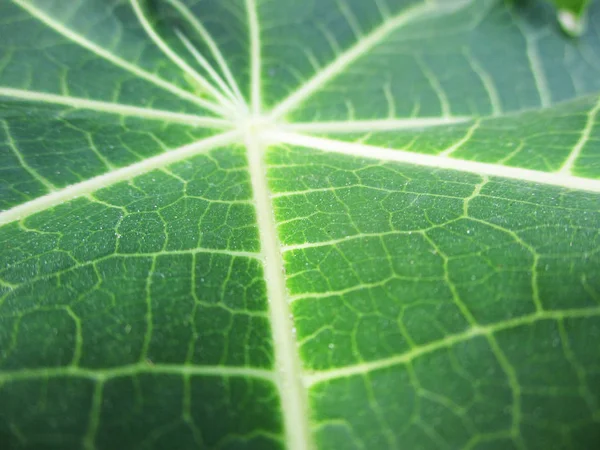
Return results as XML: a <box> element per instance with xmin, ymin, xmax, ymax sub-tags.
<box><xmin>559</xmin><ymin>97</ymin><xmax>600</xmax><ymax>174</ymax></box>
<box><xmin>267</xmin><ymin>1</ymin><xmax>469</xmax><ymax>120</ymax></box>
<box><xmin>280</xmin><ymin>117</ymin><xmax>470</xmax><ymax>133</ymax></box>
<box><xmin>175</xmin><ymin>29</ymin><xmax>242</xmax><ymax>106</ymax></box>
<box><xmin>246</xmin><ymin>0</ymin><xmax>262</xmax><ymax>114</ymax></box>
<box><xmin>304</xmin><ymin>307</ymin><xmax>600</xmax><ymax>386</ymax></box>
<box><xmin>245</xmin><ymin>133</ymin><xmax>312</xmax><ymax>450</ymax></box>
<box><xmin>0</xmin><ymin>131</ymin><xmax>241</xmax><ymax>225</ymax></box>
<box><xmin>1</xmin><ymin>121</ymin><xmax>56</xmax><ymax>191</ymax></box>
<box><xmin>439</xmin><ymin>120</ymin><xmax>480</xmax><ymax>156</ymax></box>
<box><xmin>0</xmin><ymin>88</ymin><xmax>232</xmax><ymax>128</ymax></box>
<box><xmin>130</xmin><ymin>0</ymin><xmax>236</xmax><ymax>115</ymax></box>
<box><xmin>264</xmin><ymin>130</ymin><xmax>600</xmax><ymax>193</ymax></box>
<box><xmin>166</xmin><ymin>0</ymin><xmax>245</xmax><ymax>103</ymax></box>
<box><xmin>12</xmin><ymin>0</ymin><xmax>226</xmax><ymax>116</ymax></box>
<box><xmin>0</xmin><ymin>363</ymin><xmax>275</xmax><ymax>383</ymax></box>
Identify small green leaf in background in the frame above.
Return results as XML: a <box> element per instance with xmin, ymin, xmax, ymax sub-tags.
<box><xmin>547</xmin><ymin>0</ymin><xmax>592</xmax><ymax>35</ymax></box>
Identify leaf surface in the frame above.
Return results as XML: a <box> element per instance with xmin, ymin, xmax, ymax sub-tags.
<box><xmin>1</xmin><ymin>1</ymin><xmax>599</xmax><ymax>449</ymax></box>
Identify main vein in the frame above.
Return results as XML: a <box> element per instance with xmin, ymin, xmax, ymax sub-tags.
<box><xmin>242</xmin><ymin>2</ymin><xmax>311</xmax><ymax>446</ymax></box>
<box><xmin>0</xmin><ymin>131</ymin><xmax>240</xmax><ymax>225</ymax></box>
<box><xmin>265</xmin><ymin>130</ymin><xmax>600</xmax><ymax>193</ymax></box>
<box><xmin>245</xmin><ymin>132</ymin><xmax>313</xmax><ymax>450</ymax></box>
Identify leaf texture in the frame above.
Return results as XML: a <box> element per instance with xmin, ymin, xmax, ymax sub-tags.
<box><xmin>0</xmin><ymin>1</ymin><xmax>599</xmax><ymax>449</ymax></box>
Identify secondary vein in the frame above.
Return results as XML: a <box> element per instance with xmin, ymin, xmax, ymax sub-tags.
<box><xmin>0</xmin><ymin>88</ymin><xmax>232</xmax><ymax>127</ymax></box>
<box><xmin>265</xmin><ymin>130</ymin><xmax>600</xmax><ymax>193</ymax></box>
<box><xmin>0</xmin><ymin>131</ymin><xmax>241</xmax><ymax>225</ymax></box>
<box><xmin>267</xmin><ymin>0</ymin><xmax>471</xmax><ymax>120</ymax></box>
<box><xmin>130</xmin><ymin>0</ymin><xmax>238</xmax><ymax>116</ymax></box>
<box><xmin>12</xmin><ymin>0</ymin><xmax>227</xmax><ymax>116</ymax></box>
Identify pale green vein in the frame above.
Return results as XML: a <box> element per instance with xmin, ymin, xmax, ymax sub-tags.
<box><xmin>281</xmin><ymin>230</ymin><xmax>421</xmax><ymax>253</ymax></box>
<box><xmin>0</xmin><ymin>88</ymin><xmax>231</xmax><ymax>127</ymax></box>
<box><xmin>421</xmin><ymin>232</ymin><xmax>478</xmax><ymax>327</ymax></box>
<box><xmin>336</xmin><ymin>0</ymin><xmax>364</xmax><ymax>39</ymax></box>
<box><xmin>65</xmin><ymin>306</ymin><xmax>83</xmax><ymax>366</ymax></box>
<box><xmin>141</xmin><ymin>256</ymin><xmax>157</xmax><ymax>362</ymax></box>
<box><xmin>0</xmin><ymin>249</ymin><xmax>262</xmax><ymax>291</ymax></box>
<box><xmin>165</xmin><ymin>0</ymin><xmax>245</xmax><ymax>103</ymax></box>
<box><xmin>265</xmin><ymin>130</ymin><xmax>600</xmax><ymax>192</ymax></box>
<box><xmin>267</xmin><ymin>0</ymin><xmax>471</xmax><ymax>120</ymax></box>
<box><xmin>82</xmin><ymin>380</ymin><xmax>104</xmax><ymax>450</ymax></box>
<box><xmin>246</xmin><ymin>0</ymin><xmax>262</xmax><ymax>114</ymax></box>
<box><xmin>518</xmin><ymin>25</ymin><xmax>551</xmax><ymax>108</ymax></box>
<box><xmin>485</xmin><ymin>334</ymin><xmax>525</xmax><ymax>449</ymax></box>
<box><xmin>112</xmin><ymin>247</ymin><xmax>261</xmax><ymax>261</ymax></box>
<box><xmin>182</xmin><ymin>373</ymin><xmax>203</xmax><ymax>444</ymax></box>
<box><xmin>374</xmin><ymin>0</ymin><xmax>392</xmax><ymax>20</ymax></box>
<box><xmin>467</xmin><ymin>217</ymin><xmax>543</xmax><ymax>313</ymax></box>
<box><xmin>416</xmin><ymin>55</ymin><xmax>451</xmax><ymax>117</ymax></box>
<box><xmin>304</xmin><ymin>307</ymin><xmax>600</xmax><ymax>385</ymax></box>
<box><xmin>84</xmin><ymin>134</ymin><xmax>115</xmax><ymax>170</ymax></box>
<box><xmin>0</xmin><ymin>131</ymin><xmax>241</xmax><ymax>225</ymax></box>
<box><xmin>1</xmin><ymin>120</ymin><xmax>56</xmax><ymax>191</ymax></box>
<box><xmin>280</xmin><ymin>116</ymin><xmax>469</xmax><ymax>133</ymax></box>
<box><xmin>557</xmin><ymin>319</ymin><xmax>598</xmax><ymax>414</ymax></box>
<box><xmin>0</xmin><ymin>363</ymin><xmax>275</xmax><ymax>383</ymax></box>
<box><xmin>439</xmin><ymin>120</ymin><xmax>481</xmax><ymax>156</ymax></box>
<box><xmin>462</xmin><ymin>47</ymin><xmax>503</xmax><ymax>115</ymax></box>
<box><xmin>12</xmin><ymin>0</ymin><xmax>227</xmax><ymax>116</ymax></box>
<box><xmin>175</xmin><ymin>29</ymin><xmax>243</xmax><ymax>106</ymax></box>
<box><xmin>130</xmin><ymin>0</ymin><xmax>237</xmax><ymax>115</ymax></box>
<box><xmin>559</xmin><ymin>96</ymin><xmax>600</xmax><ymax>174</ymax></box>
<box><xmin>289</xmin><ymin>275</ymin><xmax>444</xmax><ymax>304</ymax></box>
<box><xmin>383</xmin><ymin>82</ymin><xmax>396</xmax><ymax>117</ymax></box>
<box><xmin>464</xmin><ymin>431</ymin><xmax>517</xmax><ymax>450</ymax></box>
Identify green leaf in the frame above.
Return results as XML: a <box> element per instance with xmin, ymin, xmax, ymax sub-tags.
<box><xmin>549</xmin><ymin>0</ymin><xmax>591</xmax><ymax>15</ymax></box>
<box><xmin>1</xmin><ymin>0</ymin><xmax>599</xmax><ymax>449</ymax></box>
